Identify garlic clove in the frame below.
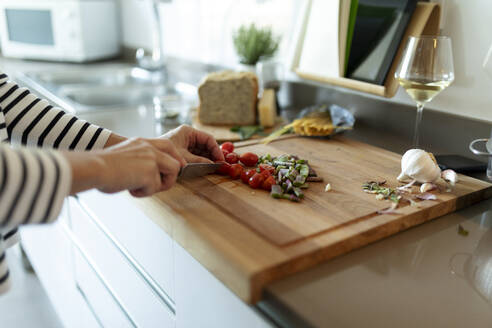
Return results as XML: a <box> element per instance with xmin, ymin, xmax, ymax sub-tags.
<box><xmin>420</xmin><ymin>182</ymin><xmax>437</xmax><ymax>193</ymax></box>
<box><xmin>441</xmin><ymin>169</ymin><xmax>458</xmax><ymax>186</ymax></box>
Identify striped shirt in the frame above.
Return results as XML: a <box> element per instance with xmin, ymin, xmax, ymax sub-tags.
<box><xmin>0</xmin><ymin>71</ymin><xmax>111</xmax><ymax>294</ymax></box>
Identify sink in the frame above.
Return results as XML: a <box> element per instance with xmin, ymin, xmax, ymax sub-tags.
<box><xmin>16</xmin><ymin>65</ymin><xmax>198</xmax><ymax>114</ymax></box>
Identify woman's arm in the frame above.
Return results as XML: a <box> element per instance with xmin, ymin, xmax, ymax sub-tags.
<box><xmin>0</xmin><ymin>138</ymin><xmax>185</xmax><ymax>231</ymax></box>
<box><xmin>0</xmin><ymin>72</ymin><xmax>111</xmax><ymax>150</ymax></box>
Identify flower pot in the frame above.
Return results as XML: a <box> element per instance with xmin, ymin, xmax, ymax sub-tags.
<box><xmin>235</xmin><ymin>63</ymin><xmax>257</xmax><ymax>73</ymax></box>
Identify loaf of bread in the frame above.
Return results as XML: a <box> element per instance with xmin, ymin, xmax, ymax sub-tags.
<box><xmin>198</xmin><ymin>71</ymin><xmax>258</xmax><ymax>125</ymax></box>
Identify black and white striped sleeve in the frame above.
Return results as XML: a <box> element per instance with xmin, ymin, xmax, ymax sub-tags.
<box><xmin>0</xmin><ymin>145</ymin><xmax>71</xmax><ymax>232</ymax></box>
<box><xmin>0</xmin><ymin>72</ymin><xmax>111</xmax><ymax>150</ymax></box>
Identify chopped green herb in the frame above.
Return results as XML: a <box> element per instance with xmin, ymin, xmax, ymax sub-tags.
<box><xmin>457</xmin><ymin>224</ymin><xmax>469</xmax><ymax>236</ymax></box>
<box><xmin>362</xmin><ymin>181</ymin><xmax>400</xmax><ymax>203</ymax></box>
<box><xmin>230</xmin><ymin>125</ymin><xmax>264</xmax><ymax>140</ymax></box>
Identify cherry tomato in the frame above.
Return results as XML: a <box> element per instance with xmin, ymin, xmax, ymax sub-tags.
<box><xmin>249</xmin><ymin>173</ymin><xmax>265</xmax><ymax>189</ymax></box>
<box><xmin>239</xmin><ymin>152</ymin><xmax>259</xmax><ymax>167</ymax></box>
<box><xmin>220</xmin><ymin>142</ymin><xmax>234</xmax><ymax>153</ymax></box>
<box><xmin>229</xmin><ymin>164</ymin><xmax>244</xmax><ymax>179</ymax></box>
<box><xmin>261</xmin><ymin>176</ymin><xmax>276</xmax><ymax>191</ymax></box>
<box><xmin>225</xmin><ymin>152</ymin><xmax>239</xmax><ymax>164</ymax></box>
<box><xmin>259</xmin><ymin>164</ymin><xmax>275</xmax><ymax>175</ymax></box>
<box><xmin>241</xmin><ymin>169</ymin><xmax>256</xmax><ymax>184</ymax></box>
<box><xmin>222</xmin><ymin>149</ymin><xmax>230</xmax><ymax>157</ymax></box>
<box><xmin>216</xmin><ymin>162</ymin><xmax>232</xmax><ymax>175</ymax></box>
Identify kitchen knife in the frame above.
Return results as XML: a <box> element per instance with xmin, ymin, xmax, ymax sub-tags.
<box><xmin>178</xmin><ymin>163</ymin><xmax>222</xmax><ymax>179</ymax></box>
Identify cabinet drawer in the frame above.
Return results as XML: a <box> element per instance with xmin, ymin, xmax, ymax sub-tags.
<box><xmin>73</xmin><ymin>246</ymin><xmax>134</xmax><ymax>328</ymax></box>
<box><xmin>69</xmin><ymin>198</ymin><xmax>175</xmax><ymax>328</ymax></box>
<box><xmin>77</xmin><ymin>190</ymin><xmax>175</xmax><ymax>300</ymax></box>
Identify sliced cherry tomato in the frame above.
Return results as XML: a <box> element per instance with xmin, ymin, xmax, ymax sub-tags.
<box><xmin>221</xmin><ymin>149</ymin><xmax>230</xmax><ymax>157</ymax></box>
<box><xmin>241</xmin><ymin>169</ymin><xmax>256</xmax><ymax>184</ymax></box>
<box><xmin>220</xmin><ymin>142</ymin><xmax>234</xmax><ymax>153</ymax></box>
<box><xmin>259</xmin><ymin>164</ymin><xmax>275</xmax><ymax>175</ymax></box>
<box><xmin>225</xmin><ymin>152</ymin><xmax>239</xmax><ymax>164</ymax></box>
<box><xmin>216</xmin><ymin>162</ymin><xmax>232</xmax><ymax>175</ymax></box>
<box><xmin>249</xmin><ymin>173</ymin><xmax>265</xmax><ymax>189</ymax></box>
<box><xmin>261</xmin><ymin>176</ymin><xmax>276</xmax><ymax>191</ymax></box>
<box><xmin>229</xmin><ymin>164</ymin><xmax>244</xmax><ymax>179</ymax></box>
<box><xmin>239</xmin><ymin>152</ymin><xmax>259</xmax><ymax>167</ymax></box>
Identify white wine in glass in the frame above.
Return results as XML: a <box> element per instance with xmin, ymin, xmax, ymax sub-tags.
<box><xmin>395</xmin><ymin>36</ymin><xmax>454</xmax><ymax>147</ymax></box>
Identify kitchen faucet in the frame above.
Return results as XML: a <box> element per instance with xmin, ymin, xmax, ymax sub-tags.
<box><xmin>134</xmin><ymin>0</ymin><xmax>171</xmax><ymax>84</ymax></box>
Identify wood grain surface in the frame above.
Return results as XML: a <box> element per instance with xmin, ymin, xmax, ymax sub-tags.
<box><xmin>132</xmin><ymin>136</ymin><xmax>492</xmax><ymax>304</ymax></box>
<box><xmin>191</xmin><ymin>111</ymin><xmax>285</xmax><ymax>143</ymax></box>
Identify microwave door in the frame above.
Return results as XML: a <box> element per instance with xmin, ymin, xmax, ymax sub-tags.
<box><xmin>5</xmin><ymin>9</ymin><xmax>55</xmax><ymax>46</ymax></box>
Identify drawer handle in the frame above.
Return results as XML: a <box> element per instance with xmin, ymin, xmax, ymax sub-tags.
<box><xmin>62</xmin><ymin>224</ymin><xmax>138</xmax><ymax>327</ymax></box>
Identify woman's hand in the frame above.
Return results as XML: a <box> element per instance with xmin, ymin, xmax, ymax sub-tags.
<box><xmin>67</xmin><ymin>138</ymin><xmax>186</xmax><ymax>197</ymax></box>
<box><xmin>161</xmin><ymin>125</ymin><xmax>224</xmax><ymax>163</ymax></box>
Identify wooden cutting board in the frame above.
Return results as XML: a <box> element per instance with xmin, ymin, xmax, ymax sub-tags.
<box><xmin>191</xmin><ymin>111</ymin><xmax>285</xmax><ymax>143</ymax></box>
<box><xmin>134</xmin><ymin>136</ymin><xmax>492</xmax><ymax>304</ymax></box>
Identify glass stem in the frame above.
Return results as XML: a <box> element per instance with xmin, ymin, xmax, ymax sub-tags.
<box><xmin>413</xmin><ymin>103</ymin><xmax>424</xmax><ymax>148</ymax></box>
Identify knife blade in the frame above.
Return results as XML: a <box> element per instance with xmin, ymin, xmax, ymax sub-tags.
<box><xmin>178</xmin><ymin>163</ymin><xmax>222</xmax><ymax>179</ymax></box>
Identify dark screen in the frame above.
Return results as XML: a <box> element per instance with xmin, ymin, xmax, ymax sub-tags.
<box><xmin>346</xmin><ymin>0</ymin><xmax>417</xmax><ymax>85</ymax></box>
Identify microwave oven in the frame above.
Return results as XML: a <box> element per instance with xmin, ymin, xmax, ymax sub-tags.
<box><xmin>0</xmin><ymin>0</ymin><xmax>120</xmax><ymax>62</ymax></box>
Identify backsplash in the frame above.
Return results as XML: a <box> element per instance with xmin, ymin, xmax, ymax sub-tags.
<box><xmin>119</xmin><ymin>0</ymin><xmax>492</xmax><ymax>123</ymax></box>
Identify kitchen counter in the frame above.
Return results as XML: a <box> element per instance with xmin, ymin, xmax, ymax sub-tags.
<box><xmin>3</xmin><ymin>56</ymin><xmax>492</xmax><ymax>327</ymax></box>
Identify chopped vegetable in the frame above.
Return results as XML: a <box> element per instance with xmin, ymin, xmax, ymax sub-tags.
<box><xmin>270</xmin><ymin>185</ymin><xmax>283</xmax><ymax>198</ymax></box>
<box><xmin>262</xmin><ymin>176</ymin><xmax>276</xmax><ymax>191</ymax></box>
<box><xmin>457</xmin><ymin>224</ymin><xmax>469</xmax><ymax>236</ymax></box>
<box><xmin>217</xmin><ymin>162</ymin><xmax>232</xmax><ymax>175</ymax></box>
<box><xmin>218</xmin><ymin>148</ymin><xmax>323</xmax><ymax>202</ymax></box>
<box><xmin>293</xmin><ymin>187</ymin><xmax>304</xmax><ymax>199</ymax></box>
<box><xmin>325</xmin><ymin>183</ymin><xmax>332</xmax><ymax>192</ymax></box>
<box><xmin>363</xmin><ymin>181</ymin><xmax>399</xmax><ymax>204</ymax></box>
<box><xmin>249</xmin><ymin>173</ymin><xmax>265</xmax><ymax>189</ymax></box>
<box><xmin>220</xmin><ymin>142</ymin><xmax>234</xmax><ymax>153</ymax></box>
<box><xmin>225</xmin><ymin>152</ymin><xmax>239</xmax><ymax>164</ymax></box>
<box><xmin>229</xmin><ymin>164</ymin><xmax>244</xmax><ymax>179</ymax></box>
<box><xmin>241</xmin><ymin>169</ymin><xmax>256</xmax><ymax>184</ymax></box>
<box><xmin>239</xmin><ymin>152</ymin><xmax>259</xmax><ymax>166</ymax></box>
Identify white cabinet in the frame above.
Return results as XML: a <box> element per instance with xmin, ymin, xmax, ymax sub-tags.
<box><xmin>174</xmin><ymin>242</ymin><xmax>274</xmax><ymax>328</ymax></box>
<box><xmin>22</xmin><ymin>192</ymin><xmax>275</xmax><ymax>328</ymax></box>
<box><xmin>73</xmin><ymin>249</ymin><xmax>134</xmax><ymax>327</ymax></box>
<box><xmin>20</xmin><ymin>203</ymin><xmax>101</xmax><ymax>328</ymax></box>
<box><xmin>69</xmin><ymin>197</ymin><xmax>175</xmax><ymax>327</ymax></box>
<box><xmin>77</xmin><ymin>190</ymin><xmax>175</xmax><ymax>301</ymax></box>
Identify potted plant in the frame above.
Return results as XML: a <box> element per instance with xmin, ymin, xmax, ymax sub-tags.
<box><xmin>232</xmin><ymin>23</ymin><xmax>280</xmax><ymax>72</ymax></box>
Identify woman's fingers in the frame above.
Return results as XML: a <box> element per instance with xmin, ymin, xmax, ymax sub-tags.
<box><xmin>148</xmin><ymin>138</ymin><xmax>187</xmax><ymax>167</ymax></box>
<box><xmin>155</xmin><ymin>151</ymin><xmax>181</xmax><ymax>191</ymax></box>
<box><xmin>193</xmin><ymin>129</ymin><xmax>224</xmax><ymax>161</ymax></box>
<box><xmin>184</xmin><ymin>152</ymin><xmax>214</xmax><ymax>164</ymax></box>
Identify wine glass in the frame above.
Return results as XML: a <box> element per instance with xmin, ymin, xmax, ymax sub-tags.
<box><xmin>395</xmin><ymin>36</ymin><xmax>455</xmax><ymax>147</ymax></box>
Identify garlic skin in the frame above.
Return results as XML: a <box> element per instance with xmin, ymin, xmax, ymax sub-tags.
<box><xmin>398</xmin><ymin>149</ymin><xmax>441</xmax><ymax>183</ymax></box>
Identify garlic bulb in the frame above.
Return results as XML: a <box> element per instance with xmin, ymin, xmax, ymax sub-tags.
<box><xmin>397</xmin><ymin>149</ymin><xmax>441</xmax><ymax>183</ymax></box>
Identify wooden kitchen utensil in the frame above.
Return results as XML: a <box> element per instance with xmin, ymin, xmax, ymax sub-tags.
<box><xmin>134</xmin><ymin>136</ymin><xmax>492</xmax><ymax>304</ymax></box>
